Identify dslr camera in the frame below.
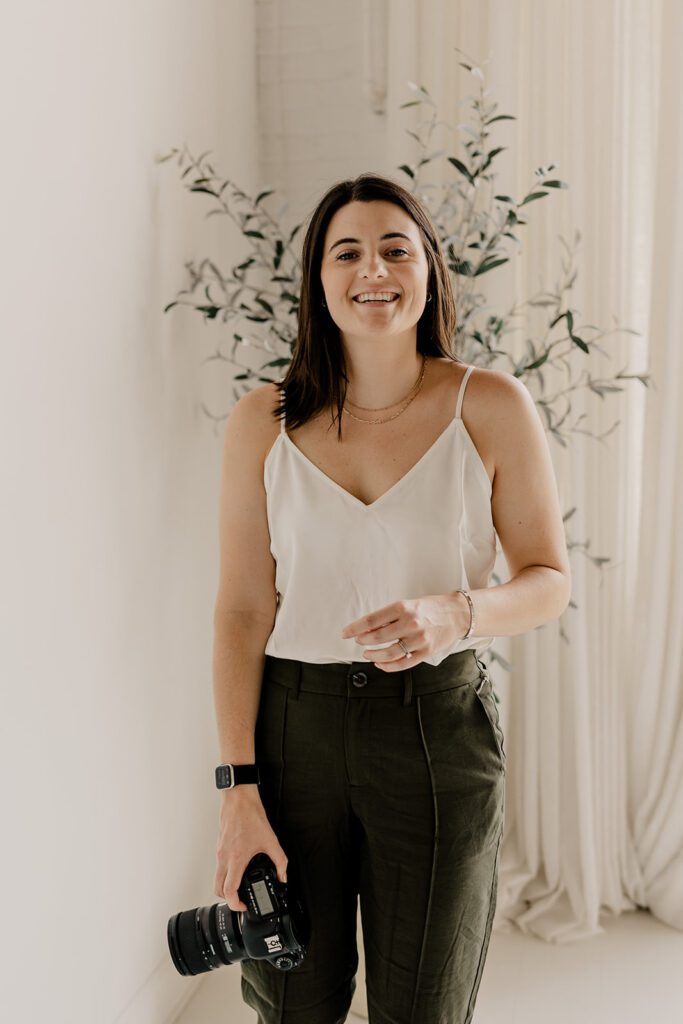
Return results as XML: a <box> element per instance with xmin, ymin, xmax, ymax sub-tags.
<box><xmin>167</xmin><ymin>851</ymin><xmax>310</xmax><ymax>975</ymax></box>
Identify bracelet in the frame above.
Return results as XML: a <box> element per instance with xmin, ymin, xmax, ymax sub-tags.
<box><xmin>454</xmin><ymin>588</ymin><xmax>475</xmax><ymax>639</ymax></box>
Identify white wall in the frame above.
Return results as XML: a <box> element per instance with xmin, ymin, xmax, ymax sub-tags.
<box><xmin>0</xmin><ymin>2</ymin><xmax>257</xmax><ymax>1022</ymax></box>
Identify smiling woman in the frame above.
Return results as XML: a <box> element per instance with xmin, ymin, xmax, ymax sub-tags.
<box><xmin>274</xmin><ymin>176</ymin><xmax>463</xmax><ymax>437</ymax></box>
<box><xmin>212</xmin><ymin>173</ymin><xmax>570</xmax><ymax>1024</ymax></box>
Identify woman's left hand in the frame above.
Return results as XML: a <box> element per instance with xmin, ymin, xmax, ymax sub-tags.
<box><xmin>339</xmin><ymin>593</ymin><xmax>469</xmax><ymax>671</ymax></box>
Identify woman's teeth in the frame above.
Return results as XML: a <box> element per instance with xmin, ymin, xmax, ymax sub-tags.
<box><xmin>353</xmin><ymin>292</ymin><xmax>400</xmax><ymax>303</ymax></box>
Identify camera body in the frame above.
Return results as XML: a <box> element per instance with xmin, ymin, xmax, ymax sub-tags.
<box><xmin>168</xmin><ymin>852</ymin><xmax>310</xmax><ymax>976</ymax></box>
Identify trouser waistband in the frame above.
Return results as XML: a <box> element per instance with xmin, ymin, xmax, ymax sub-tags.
<box><xmin>263</xmin><ymin>649</ymin><xmax>488</xmax><ymax>707</ymax></box>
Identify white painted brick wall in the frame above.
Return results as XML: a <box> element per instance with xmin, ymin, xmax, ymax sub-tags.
<box><xmin>255</xmin><ymin>0</ymin><xmax>392</xmax><ymax>221</ymax></box>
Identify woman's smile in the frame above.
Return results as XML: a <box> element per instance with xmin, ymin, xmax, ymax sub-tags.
<box><xmin>352</xmin><ymin>295</ymin><xmax>401</xmax><ymax>307</ymax></box>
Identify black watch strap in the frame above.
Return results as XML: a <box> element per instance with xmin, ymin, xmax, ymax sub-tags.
<box><xmin>215</xmin><ymin>763</ymin><xmax>261</xmax><ymax>789</ymax></box>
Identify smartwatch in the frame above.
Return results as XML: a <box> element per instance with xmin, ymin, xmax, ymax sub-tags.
<box><xmin>215</xmin><ymin>763</ymin><xmax>261</xmax><ymax>790</ymax></box>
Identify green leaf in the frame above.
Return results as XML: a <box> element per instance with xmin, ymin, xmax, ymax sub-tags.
<box><xmin>570</xmin><ymin>334</ymin><xmax>589</xmax><ymax>353</ymax></box>
<box><xmin>589</xmin><ymin>383</ymin><xmax>624</xmax><ymax>395</ymax></box>
<box><xmin>541</xmin><ymin>179</ymin><xmax>568</xmax><ymax>189</ymax></box>
<box><xmin>244</xmin><ymin>230</ymin><xmax>266</xmax><ymax>239</ymax></box>
<box><xmin>484</xmin><ymin>114</ymin><xmax>516</xmax><ymax>124</ymax></box>
<box><xmin>449</xmin><ymin>256</ymin><xmax>474</xmax><ymax>276</ymax></box>
<box><xmin>494</xmin><ymin>195</ymin><xmax>515</xmax><ymax>204</ymax></box>
<box><xmin>519</xmin><ymin>191</ymin><xmax>548</xmax><ymax>206</ymax></box>
<box><xmin>474</xmin><ymin>257</ymin><xmax>509</xmax><ymax>275</ymax></box>
<box><xmin>398</xmin><ymin>164</ymin><xmax>415</xmax><ymax>178</ymax></box>
<box><xmin>526</xmin><ymin>352</ymin><xmax>550</xmax><ymax>370</ymax></box>
<box><xmin>255</xmin><ymin>296</ymin><xmax>275</xmax><ymax>316</ymax></box>
<box><xmin>255</xmin><ymin>189</ymin><xmax>275</xmax><ymax>205</ymax></box>
<box><xmin>189</xmin><ymin>186</ymin><xmax>219</xmax><ymax>197</ymax></box>
<box><xmin>447</xmin><ymin>157</ymin><xmax>475</xmax><ymax>185</ymax></box>
<box><xmin>479</xmin><ymin>146</ymin><xmax>507</xmax><ymax>172</ymax></box>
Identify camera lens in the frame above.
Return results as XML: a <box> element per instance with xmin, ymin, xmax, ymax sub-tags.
<box><xmin>168</xmin><ymin>901</ymin><xmax>246</xmax><ymax>976</ymax></box>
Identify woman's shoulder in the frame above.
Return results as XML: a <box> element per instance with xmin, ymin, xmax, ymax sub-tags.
<box><xmin>436</xmin><ymin>360</ymin><xmax>528</xmax><ymax>484</ymax></box>
<box><xmin>438</xmin><ymin>358</ymin><xmax>527</xmax><ymax>414</ymax></box>
<box><xmin>224</xmin><ymin>382</ymin><xmax>283</xmax><ymax>469</ymax></box>
<box><xmin>228</xmin><ymin>381</ymin><xmax>280</xmax><ymax>426</ymax></box>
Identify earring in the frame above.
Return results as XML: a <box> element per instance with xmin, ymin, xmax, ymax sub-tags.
<box><xmin>427</xmin><ymin>292</ymin><xmax>432</xmax><ymax>301</ymax></box>
<box><xmin>321</xmin><ymin>299</ymin><xmax>327</xmax><ymax>309</ymax></box>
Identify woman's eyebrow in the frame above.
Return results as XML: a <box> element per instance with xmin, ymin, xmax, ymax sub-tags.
<box><xmin>327</xmin><ymin>231</ymin><xmax>413</xmax><ymax>254</ymax></box>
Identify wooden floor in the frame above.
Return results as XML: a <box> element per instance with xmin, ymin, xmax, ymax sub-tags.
<box><xmin>173</xmin><ymin>908</ymin><xmax>683</xmax><ymax>1023</ymax></box>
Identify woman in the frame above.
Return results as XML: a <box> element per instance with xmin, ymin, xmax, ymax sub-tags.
<box><xmin>212</xmin><ymin>174</ymin><xmax>571</xmax><ymax>1023</ymax></box>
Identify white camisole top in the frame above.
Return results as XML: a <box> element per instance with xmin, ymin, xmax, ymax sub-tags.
<box><xmin>263</xmin><ymin>364</ymin><xmax>497</xmax><ymax>666</ymax></box>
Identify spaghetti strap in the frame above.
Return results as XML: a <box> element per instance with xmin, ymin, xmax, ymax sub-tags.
<box><xmin>278</xmin><ymin>379</ymin><xmax>286</xmax><ymax>434</ymax></box>
<box><xmin>454</xmin><ymin>365</ymin><xmax>475</xmax><ymax>421</ymax></box>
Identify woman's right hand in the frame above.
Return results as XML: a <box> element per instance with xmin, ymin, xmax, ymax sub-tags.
<box><xmin>214</xmin><ymin>789</ymin><xmax>289</xmax><ymax>912</ymax></box>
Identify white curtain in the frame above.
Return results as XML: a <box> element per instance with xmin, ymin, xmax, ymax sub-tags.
<box><xmin>373</xmin><ymin>0</ymin><xmax>682</xmax><ymax>943</ymax></box>
<box><xmin>627</xmin><ymin>0</ymin><xmax>683</xmax><ymax>932</ymax></box>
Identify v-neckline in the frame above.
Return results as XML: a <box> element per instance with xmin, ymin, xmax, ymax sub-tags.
<box><xmin>281</xmin><ymin>417</ymin><xmax>459</xmax><ymax>511</ymax></box>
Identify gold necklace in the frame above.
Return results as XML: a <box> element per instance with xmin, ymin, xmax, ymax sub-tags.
<box><xmin>343</xmin><ymin>355</ymin><xmax>427</xmax><ymax>425</ymax></box>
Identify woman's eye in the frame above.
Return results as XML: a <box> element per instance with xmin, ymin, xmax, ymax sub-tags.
<box><xmin>336</xmin><ymin>248</ymin><xmax>408</xmax><ymax>261</ymax></box>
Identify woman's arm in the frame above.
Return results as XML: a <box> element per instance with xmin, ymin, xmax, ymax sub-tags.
<box><xmin>451</xmin><ymin>369</ymin><xmax>572</xmax><ymax>638</ymax></box>
<box><xmin>212</xmin><ymin>386</ymin><xmax>279</xmax><ymax>796</ymax></box>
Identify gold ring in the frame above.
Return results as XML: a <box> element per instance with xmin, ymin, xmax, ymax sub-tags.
<box><xmin>397</xmin><ymin>638</ymin><xmax>410</xmax><ymax>657</ymax></box>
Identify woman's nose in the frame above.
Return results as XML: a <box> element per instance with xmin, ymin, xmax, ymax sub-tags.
<box><xmin>358</xmin><ymin>254</ymin><xmax>387</xmax><ymax>275</ymax></box>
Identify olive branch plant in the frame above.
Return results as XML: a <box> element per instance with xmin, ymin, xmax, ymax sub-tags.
<box><xmin>156</xmin><ymin>52</ymin><xmax>650</xmax><ymax>670</ymax></box>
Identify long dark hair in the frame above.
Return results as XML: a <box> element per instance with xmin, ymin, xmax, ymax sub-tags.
<box><xmin>274</xmin><ymin>173</ymin><xmax>463</xmax><ymax>438</ymax></box>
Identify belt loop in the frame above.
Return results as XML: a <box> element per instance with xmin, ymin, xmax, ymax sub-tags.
<box><xmin>290</xmin><ymin>661</ymin><xmax>302</xmax><ymax>701</ymax></box>
<box><xmin>402</xmin><ymin>667</ymin><xmax>413</xmax><ymax>706</ymax></box>
<box><xmin>473</xmin><ymin>654</ymin><xmax>489</xmax><ymax>695</ymax></box>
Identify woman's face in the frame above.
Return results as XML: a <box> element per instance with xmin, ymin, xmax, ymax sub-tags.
<box><xmin>319</xmin><ymin>200</ymin><xmax>430</xmax><ymax>341</ymax></box>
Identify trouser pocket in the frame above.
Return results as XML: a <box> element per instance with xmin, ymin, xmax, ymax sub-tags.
<box><xmin>473</xmin><ymin>670</ymin><xmax>506</xmax><ymax>768</ymax></box>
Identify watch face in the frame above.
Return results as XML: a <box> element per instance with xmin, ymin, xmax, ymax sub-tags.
<box><xmin>216</xmin><ymin>765</ymin><xmax>233</xmax><ymax>788</ymax></box>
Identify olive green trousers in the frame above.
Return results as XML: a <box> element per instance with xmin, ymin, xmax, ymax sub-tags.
<box><xmin>240</xmin><ymin>648</ymin><xmax>506</xmax><ymax>1024</ymax></box>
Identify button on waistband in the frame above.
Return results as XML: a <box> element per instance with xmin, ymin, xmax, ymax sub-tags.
<box><xmin>350</xmin><ymin>671</ymin><xmax>368</xmax><ymax>688</ymax></box>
